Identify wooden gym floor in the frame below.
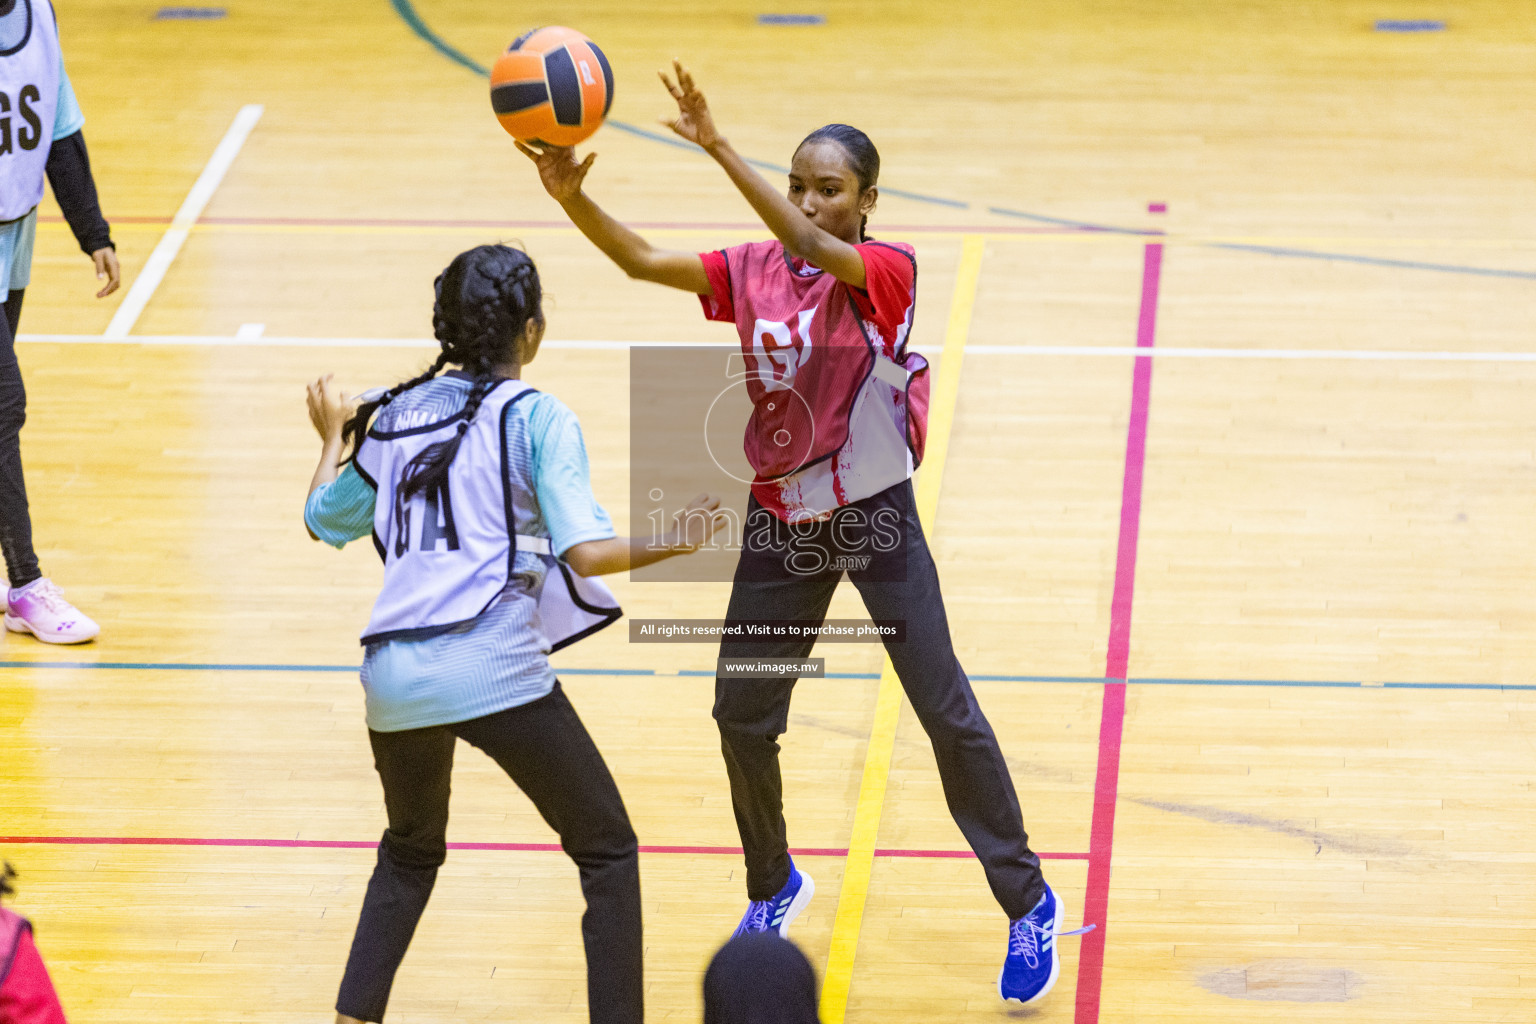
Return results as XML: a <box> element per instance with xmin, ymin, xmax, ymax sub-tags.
<box><xmin>3</xmin><ymin>1</ymin><xmax>1533</xmax><ymax>1021</ymax></box>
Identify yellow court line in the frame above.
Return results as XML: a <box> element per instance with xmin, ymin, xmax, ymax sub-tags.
<box><xmin>818</xmin><ymin>234</ymin><xmax>986</xmax><ymax>1024</ymax></box>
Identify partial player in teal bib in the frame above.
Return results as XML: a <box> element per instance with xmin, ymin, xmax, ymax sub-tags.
<box><xmin>0</xmin><ymin>0</ymin><xmax>119</xmax><ymax>644</ymax></box>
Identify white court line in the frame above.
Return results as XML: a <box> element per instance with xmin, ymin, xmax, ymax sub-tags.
<box><xmin>17</xmin><ymin>334</ymin><xmax>1536</xmax><ymax>362</ymax></box>
<box><xmin>103</xmin><ymin>105</ymin><xmax>265</xmax><ymax>339</ymax></box>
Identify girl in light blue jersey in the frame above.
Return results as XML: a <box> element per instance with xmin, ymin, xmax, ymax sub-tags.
<box><xmin>304</xmin><ymin>244</ymin><xmax>725</xmax><ymax>1024</ymax></box>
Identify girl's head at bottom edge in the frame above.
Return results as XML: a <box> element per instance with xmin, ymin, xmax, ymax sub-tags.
<box><xmin>704</xmin><ymin>931</ymin><xmax>821</xmax><ymax>1024</ymax></box>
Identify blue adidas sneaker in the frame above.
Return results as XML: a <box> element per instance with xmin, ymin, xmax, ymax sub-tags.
<box><xmin>998</xmin><ymin>884</ymin><xmax>1092</xmax><ymax>1004</ymax></box>
<box><xmin>733</xmin><ymin>860</ymin><xmax>815</xmax><ymax>937</ymax></box>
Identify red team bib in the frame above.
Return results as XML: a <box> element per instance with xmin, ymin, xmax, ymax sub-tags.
<box><xmin>700</xmin><ymin>240</ymin><xmax>930</xmax><ymax>522</ymax></box>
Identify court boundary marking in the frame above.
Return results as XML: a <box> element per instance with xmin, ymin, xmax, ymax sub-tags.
<box><xmin>814</xmin><ymin>234</ymin><xmax>986</xmax><ymax>1022</ymax></box>
<box><xmin>49</xmin><ymin>212</ymin><xmax>1536</xmax><ymax>251</ymax></box>
<box><xmin>16</xmin><ymin>335</ymin><xmax>1536</xmax><ymax>362</ymax></box>
<box><xmin>385</xmin><ymin>0</ymin><xmax>1536</xmax><ymax>281</ymax></box>
<box><xmin>0</xmin><ymin>835</ymin><xmax>1088</xmax><ymax>860</ymax></box>
<box><xmin>1075</xmin><ymin>241</ymin><xmax>1162</xmax><ymax>1024</ymax></box>
<box><xmin>103</xmin><ymin>105</ymin><xmax>264</xmax><ymax>338</ymax></box>
<box><xmin>2</xmin><ymin>662</ymin><xmax>1530</xmax><ymax>690</ymax></box>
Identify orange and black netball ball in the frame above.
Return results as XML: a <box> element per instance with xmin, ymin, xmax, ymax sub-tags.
<box><xmin>490</xmin><ymin>27</ymin><xmax>613</xmax><ymax>146</ymax></box>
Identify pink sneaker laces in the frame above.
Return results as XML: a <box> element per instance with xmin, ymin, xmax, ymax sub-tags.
<box><xmin>20</xmin><ymin>579</ymin><xmax>74</xmax><ymax>615</ymax></box>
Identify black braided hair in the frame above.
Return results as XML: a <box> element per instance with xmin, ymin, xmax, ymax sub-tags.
<box><xmin>339</xmin><ymin>353</ymin><xmax>450</xmax><ymax>464</ymax></box>
<box><xmin>1</xmin><ymin>861</ymin><xmax>15</xmax><ymax>900</ymax></box>
<box><xmin>397</xmin><ymin>245</ymin><xmax>544</xmax><ymax>501</ymax></box>
<box><xmin>795</xmin><ymin>124</ymin><xmax>880</xmax><ymax>242</ymax></box>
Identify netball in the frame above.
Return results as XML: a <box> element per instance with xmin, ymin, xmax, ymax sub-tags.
<box><xmin>490</xmin><ymin>26</ymin><xmax>613</xmax><ymax>146</ymax></box>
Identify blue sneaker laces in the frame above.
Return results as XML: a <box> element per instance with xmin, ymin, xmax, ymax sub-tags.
<box><xmin>1009</xmin><ymin>914</ymin><xmax>1095</xmax><ymax>968</ymax></box>
<box><xmin>737</xmin><ymin>899</ymin><xmax>775</xmax><ymax>935</ymax></box>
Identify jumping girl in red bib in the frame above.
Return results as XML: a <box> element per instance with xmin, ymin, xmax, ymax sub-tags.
<box><xmin>521</xmin><ymin>62</ymin><xmax>1084</xmax><ymax>1006</ymax></box>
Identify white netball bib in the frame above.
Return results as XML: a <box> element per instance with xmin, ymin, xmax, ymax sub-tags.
<box><xmin>354</xmin><ymin>378</ymin><xmax>620</xmax><ymax>650</ymax></box>
<box><xmin>0</xmin><ymin>0</ymin><xmax>60</xmax><ymax>222</ymax></box>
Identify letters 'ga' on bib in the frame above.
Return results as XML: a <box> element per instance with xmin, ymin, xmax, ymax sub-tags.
<box><xmin>723</xmin><ymin>240</ymin><xmax>929</xmax><ymax>481</ymax></box>
<box><xmin>354</xmin><ymin>379</ymin><xmax>618</xmax><ymax>650</ymax></box>
<box><xmin>0</xmin><ymin>0</ymin><xmax>61</xmax><ymax>221</ymax></box>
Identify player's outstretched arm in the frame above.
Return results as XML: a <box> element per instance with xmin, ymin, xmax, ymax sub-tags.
<box><xmin>564</xmin><ymin>493</ymin><xmax>729</xmax><ymax>576</ymax></box>
<box><xmin>518</xmin><ymin>141</ymin><xmax>711</xmax><ymax>294</ymax></box>
<box><xmin>659</xmin><ymin>60</ymin><xmax>867</xmax><ymax>290</ymax></box>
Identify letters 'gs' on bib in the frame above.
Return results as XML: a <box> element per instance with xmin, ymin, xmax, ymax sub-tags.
<box><xmin>0</xmin><ymin>0</ymin><xmax>62</xmax><ymax>220</ymax></box>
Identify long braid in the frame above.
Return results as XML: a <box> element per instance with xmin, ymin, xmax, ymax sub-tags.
<box><xmin>398</xmin><ymin>245</ymin><xmax>543</xmax><ymax>500</ymax></box>
<box><xmin>340</xmin><ymin>352</ymin><xmax>449</xmax><ymax>464</ymax></box>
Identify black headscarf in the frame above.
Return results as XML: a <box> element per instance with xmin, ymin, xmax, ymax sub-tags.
<box><xmin>703</xmin><ymin>933</ymin><xmax>821</xmax><ymax>1024</ymax></box>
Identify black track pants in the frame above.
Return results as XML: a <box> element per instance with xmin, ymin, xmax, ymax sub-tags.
<box><xmin>712</xmin><ymin>480</ymin><xmax>1047</xmax><ymax>919</ymax></box>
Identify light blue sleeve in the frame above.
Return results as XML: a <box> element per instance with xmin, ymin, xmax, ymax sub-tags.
<box><xmin>526</xmin><ymin>394</ymin><xmax>616</xmax><ymax>558</ymax></box>
<box><xmin>53</xmin><ymin>56</ymin><xmax>86</xmax><ymax>140</ymax></box>
<box><xmin>305</xmin><ymin>463</ymin><xmax>378</xmax><ymax>549</ymax></box>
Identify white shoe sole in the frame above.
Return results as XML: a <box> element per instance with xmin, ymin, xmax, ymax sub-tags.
<box><xmin>775</xmin><ymin>869</ymin><xmax>815</xmax><ymax>937</ymax></box>
<box><xmin>998</xmin><ymin>892</ymin><xmax>1066</xmax><ymax>1005</ymax></box>
<box><xmin>4</xmin><ymin>612</ymin><xmax>100</xmax><ymax>644</ymax></box>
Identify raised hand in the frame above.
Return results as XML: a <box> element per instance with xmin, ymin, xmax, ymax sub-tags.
<box><xmin>306</xmin><ymin>374</ymin><xmax>356</xmax><ymax>442</ymax></box>
<box><xmin>659</xmin><ymin>60</ymin><xmax>721</xmax><ymax>150</ymax></box>
<box><xmin>516</xmin><ymin>140</ymin><xmax>597</xmax><ymax>204</ymax></box>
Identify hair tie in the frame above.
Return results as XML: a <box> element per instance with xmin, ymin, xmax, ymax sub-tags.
<box><xmin>456</xmin><ymin>421</ymin><xmax>470</xmax><ymax>435</ymax></box>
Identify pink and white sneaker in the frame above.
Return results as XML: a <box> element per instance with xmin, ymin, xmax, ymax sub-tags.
<box><xmin>5</xmin><ymin>578</ymin><xmax>100</xmax><ymax>644</ymax></box>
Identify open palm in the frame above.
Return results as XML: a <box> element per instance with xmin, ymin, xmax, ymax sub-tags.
<box><xmin>515</xmin><ymin>140</ymin><xmax>596</xmax><ymax>203</ymax></box>
<box><xmin>659</xmin><ymin>60</ymin><xmax>720</xmax><ymax>149</ymax></box>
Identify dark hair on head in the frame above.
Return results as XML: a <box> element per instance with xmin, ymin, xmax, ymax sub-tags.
<box><xmin>796</xmin><ymin>123</ymin><xmax>880</xmax><ymax>241</ymax></box>
<box><xmin>340</xmin><ymin>244</ymin><xmax>543</xmax><ymax>500</ymax></box>
<box><xmin>1</xmin><ymin>861</ymin><xmax>15</xmax><ymax>901</ymax></box>
<box><xmin>704</xmin><ymin>932</ymin><xmax>818</xmax><ymax>1024</ymax></box>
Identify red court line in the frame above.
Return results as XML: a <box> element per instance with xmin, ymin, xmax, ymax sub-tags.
<box><xmin>0</xmin><ymin>836</ymin><xmax>1088</xmax><ymax>860</ymax></box>
<box><xmin>37</xmin><ymin>214</ymin><xmax>1091</xmax><ymax>235</ymax></box>
<box><xmin>1075</xmin><ymin>241</ymin><xmax>1162</xmax><ymax>1024</ymax></box>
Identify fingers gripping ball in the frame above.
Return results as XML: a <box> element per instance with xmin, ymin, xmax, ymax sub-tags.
<box><xmin>491</xmin><ymin>27</ymin><xmax>613</xmax><ymax>146</ymax></box>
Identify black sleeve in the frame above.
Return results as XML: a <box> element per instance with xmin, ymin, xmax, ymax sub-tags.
<box><xmin>44</xmin><ymin>130</ymin><xmax>114</xmax><ymax>255</ymax></box>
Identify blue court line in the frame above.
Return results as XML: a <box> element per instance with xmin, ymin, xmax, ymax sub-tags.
<box><xmin>1383</xmin><ymin>681</ymin><xmax>1534</xmax><ymax>691</ymax></box>
<box><xmin>1206</xmin><ymin>242</ymin><xmax>1536</xmax><ymax>280</ymax></box>
<box><xmin>388</xmin><ymin>0</ymin><xmax>967</xmax><ymax>207</ymax></box>
<box><xmin>388</xmin><ymin>0</ymin><xmax>1536</xmax><ymax>282</ymax></box>
<box><xmin>0</xmin><ymin>662</ymin><xmax>645</xmax><ymax>676</ymax></box>
<box><xmin>1376</xmin><ymin>20</ymin><xmax>1445</xmax><ymax>32</ymax></box>
<box><xmin>5</xmin><ymin>660</ymin><xmax>1534</xmax><ymax>691</ymax></box>
<box><xmin>388</xmin><ymin>0</ymin><xmax>486</xmax><ymax>75</ymax></box>
<box><xmin>993</xmin><ymin>209</ymin><xmax>1536</xmax><ymax>280</ymax></box>
<box><xmin>989</xmin><ymin>205</ymin><xmax>1163</xmax><ymax>236</ymax></box>
<box><xmin>0</xmin><ymin>661</ymin><xmax>357</xmax><ymax>672</ymax></box>
<box><xmin>875</xmin><ymin>186</ymin><xmax>969</xmax><ymax>210</ymax></box>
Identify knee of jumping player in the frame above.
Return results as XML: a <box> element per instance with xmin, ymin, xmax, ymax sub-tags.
<box><xmin>378</xmin><ymin>826</ymin><xmax>448</xmax><ymax>872</ymax></box>
<box><xmin>565</xmin><ymin>812</ymin><xmax>639</xmax><ymax>872</ymax></box>
<box><xmin>711</xmin><ymin>685</ymin><xmax>791</xmax><ymax>741</ymax></box>
<box><xmin>712</xmin><ymin>713</ymin><xmax>786</xmax><ymax>764</ymax></box>
<box><xmin>910</xmin><ymin>696</ymin><xmax>994</xmax><ymax>753</ymax></box>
